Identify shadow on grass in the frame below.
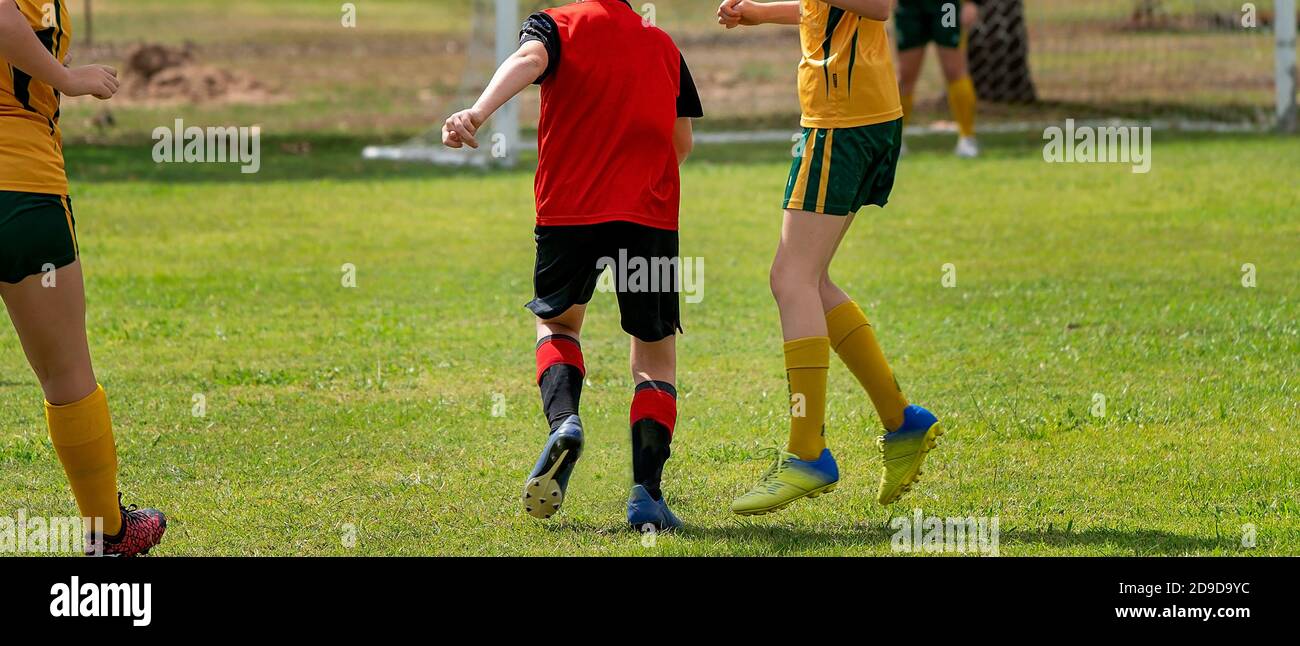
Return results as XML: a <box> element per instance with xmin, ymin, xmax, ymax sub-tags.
<box><xmin>543</xmin><ymin>518</ymin><xmax>1231</xmax><ymax>555</ymax></box>
<box><xmin>998</xmin><ymin>526</ymin><xmax>1230</xmax><ymax>555</ymax></box>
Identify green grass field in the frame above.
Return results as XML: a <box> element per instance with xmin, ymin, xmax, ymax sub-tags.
<box><xmin>1</xmin><ymin>131</ymin><xmax>1296</xmax><ymax>556</ymax></box>
<box><xmin>2</xmin><ymin>0</ymin><xmax>1297</xmax><ymax>557</ymax></box>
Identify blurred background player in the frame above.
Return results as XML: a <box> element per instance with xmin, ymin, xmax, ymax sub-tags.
<box><xmin>0</xmin><ymin>0</ymin><xmax>166</xmax><ymax>556</ymax></box>
<box><xmin>441</xmin><ymin>0</ymin><xmax>702</xmax><ymax>532</ymax></box>
<box><xmin>895</xmin><ymin>0</ymin><xmax>981</xmax><ymax>157</ymax></box>
<box><xmin>718</xmin><ymin>0</ymin><xmax>944</xmax><ymax>516</ymax></box>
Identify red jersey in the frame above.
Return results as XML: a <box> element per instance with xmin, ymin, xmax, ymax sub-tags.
<box><xmin>523</xmin><ymin>0</ymin><xmax>702</xmax><ymax>231</ymax></box>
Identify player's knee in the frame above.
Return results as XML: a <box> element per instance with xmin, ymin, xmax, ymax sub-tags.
<box><xmin>538</xmin><ymin>310</ymin><xmax>583</xmax><ymax>340</ymax></box>
<box><xmin>768</xmin><ymin>265</ymin><xmax>788</xmax><ymax>300</ymax></box>
<box><xmin>770</xmin><ymin>265</ymin><xmax>815</xmax><ymax>304</ymax></box>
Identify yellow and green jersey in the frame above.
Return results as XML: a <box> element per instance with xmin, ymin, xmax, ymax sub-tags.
<box><xmin>797</xmin><ymin>0</ymin><xmax>902</xmax><ymax>129</ymax></box>
<box><xmin>1</xmin><ymin>0</ymin><xmax>72</xmax><ymax>195</ymax></box>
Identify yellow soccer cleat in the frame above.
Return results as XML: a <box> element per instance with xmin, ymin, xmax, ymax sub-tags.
<box><xmin>731</xmin><ymin>448</ymin><xmax>840</xmax><ymax>516</ymax></box>
<box><xmin>876</xmin><ymin>405</ymin><xmax>944</xmax><ymax>505</ymax></box>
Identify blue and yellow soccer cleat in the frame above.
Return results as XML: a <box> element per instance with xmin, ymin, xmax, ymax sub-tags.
<box><xmin>731</xmin><ymin>448</ymin><xmax>840</xmax><ymax>516</ymax></box>
<box><xmin>523</xmin><ymin>414</ymin><xmax>584</xmax><ymax>519</ymax></box>
<box><xmin>626</xmin><ymin>484</ymin><xmax>682</xmax><ymax>532</ymax></box>
<box><xmin>876</xmin><ymin>405</ymin><xmax>943</xmax><ymax>505</ymax></box>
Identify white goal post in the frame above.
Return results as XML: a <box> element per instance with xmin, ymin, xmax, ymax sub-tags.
<box><xmin>493</xmin><ymin>0</ymin><xmax>522</xmax><ymax>164</ymax></box>
<box><xmin>362</xmin><ymin>0</ymin><xmax>524</xmax><ymax>167</ymax></box>
<box><xmin>1277</xmin><ymin>0</ymin><xmax>1298</xmax><ymax>132</ymax></box>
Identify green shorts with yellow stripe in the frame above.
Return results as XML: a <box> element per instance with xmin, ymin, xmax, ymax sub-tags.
<box><xmin>784</xmin><ymin>118</ymin><xmax>903</xmax><ymax>216</ymax></box>
<box><xmin>0</xmin><ymin>190</ymin><xmax>78</xmax><ymax>284</ymax></box>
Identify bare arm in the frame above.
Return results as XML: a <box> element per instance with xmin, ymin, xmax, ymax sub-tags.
<box><xmin>673</xmin><ymin>117</ymin><xmax>693</xmax><ymax>164</ymax></box>
<box><xmin>442</xmin><ymin>40</ymin><xmax>548</xmax><ymax>149</ymax></box>
<box><xmin>819</xmin><ymin>0</ymin><xmax>893</xmax><ymax>22</ymax></box>
<box><xmin>717</xmin><ymin>1</ymin><xmax>801</xmax><ymax>28</ymax></box>
<box><xmin>0</xmin><ymin>0</ymin><xmax>118</xmax><ymax>99</ymax></box>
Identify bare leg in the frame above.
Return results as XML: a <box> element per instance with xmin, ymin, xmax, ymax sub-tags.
<box><xmin>629</xmin><ymin>334</ymin><xmax>675</xmax><ymax>385</ymax></box>
<box><xmin>935</xmin><ymin>45</ymin><xmax>970</xmax><ymax>83</ymax></box>
<box><xmin>897</xmin><ymin>47</ymin><xmax>927</xmax><ymax>109</ymax></box>
<box><xmin>537</xmin><ymin>304</ymin><xmax>586</xmax><ymax>343</ymax></box>
<box><xmin>819</xmin><ymin>213</ymin><xmax>857</xmax><ymax>313</ymax></box>
<box><xmin>770</xmin><ymin>210</ymin><xmax>854</xmax><ymax>341</ymax></box>
<box><xmin>0</xmin><ymin>261</ymin><xmax>97</xmax><ymax>405</ymax></box>
<box><xmin>2</xmin><ymin>260</ymin><xmax>123</xmax><ymax>536</ymax></box>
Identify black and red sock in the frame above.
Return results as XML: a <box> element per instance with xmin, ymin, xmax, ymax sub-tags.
<box><xmin>630</xmin><ymin>380</ymin><xmax>677</xmax><ymax>500</ymax></box>
<box><xmin>536</xmin><ymin>334</ymin><xmax>585</xmax><ymax>433</ymax></box>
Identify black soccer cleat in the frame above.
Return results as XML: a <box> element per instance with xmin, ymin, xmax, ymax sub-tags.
<box><xmin>522</xmin><ymin>415</ymin><xmax>584</xmax><ymax>519</ymax></box>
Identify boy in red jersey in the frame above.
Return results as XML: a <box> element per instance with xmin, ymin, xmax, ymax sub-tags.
<box><xmin>442</xmin><ymin>0</ymin><xmax>702</xmax><ymax>531</ymax></box>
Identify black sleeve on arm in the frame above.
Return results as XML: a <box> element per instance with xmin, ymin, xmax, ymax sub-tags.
<box><xmin>519</xmin><ymin>12</ymin><xmax>561</xmax><ymax>84</ymax></box>
<box><xmin>676</xmin><ymin>54</ymin><xmax>704</xmax><ymax>119</ymax></box>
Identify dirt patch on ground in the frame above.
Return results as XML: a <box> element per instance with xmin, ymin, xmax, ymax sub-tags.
<box><xmin>118</xmin><ymin>43</ymin><xmax>279</xmax><ymax>105</ymax></box>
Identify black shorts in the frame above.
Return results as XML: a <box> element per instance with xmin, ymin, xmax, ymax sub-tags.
<box><xmin>0</xmin><ymin>191</ymin><xmax>78</xmax><ymax>284</ymax></box>
<box><xmin>526</xmin><ymin>221</ymin><xmax>681</xmax><ymax>343</ymax></box>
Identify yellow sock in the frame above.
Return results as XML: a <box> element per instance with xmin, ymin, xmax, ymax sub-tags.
<box><xmin>826</xmin><ymin>301</ymin><xmax>909</xmax><ymax>432</ymax></box>
<box><xmin>946</xmin><ymin>76</ymin><xmax>977</xmax><ymax>138</ymax></box>
<box><xmin>900</xmin><ymin>93</ymin><xmax>915</xmax><ymax>125</ymax></box>
<box><xmin>784</xmin><ymin>337</ymin><xmax>830</xmax><ymax>460</ymax></box>
<box><xmin>46</xmin><ymin>385</ymin><xmax>121</xmax><ymax>535</ymax></box>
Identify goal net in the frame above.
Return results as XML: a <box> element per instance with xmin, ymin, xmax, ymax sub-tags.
<box><xmin>966</xmin><ymin>0</ymin><xmax>1295</xmax><ymax>129</ymax></box>
<box><xmin>372</xmin><ymin>0</ymin><xmax>1297</xmax><ymax>165</ymax></box>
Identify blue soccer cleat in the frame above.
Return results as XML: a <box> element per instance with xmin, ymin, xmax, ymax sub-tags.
<box><xmin>730</xmin><ymin>447</ymin><xmax>840</xmax><ymax>516</ymax></box>
<box><xmin>522</xmin><ymin>415</ymin><xmax>584</xmax><ymax>519</ymax></box>
<box><xmin>626</xmin><ymin>484</ymin><xmax>682</xmax><ymax>532</ymax></box>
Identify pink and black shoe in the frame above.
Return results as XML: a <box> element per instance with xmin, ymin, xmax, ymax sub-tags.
<box><xmin>86</xmin><ymin>493</ymin><xmax>167</xmax><ymax>557</ymax></box>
